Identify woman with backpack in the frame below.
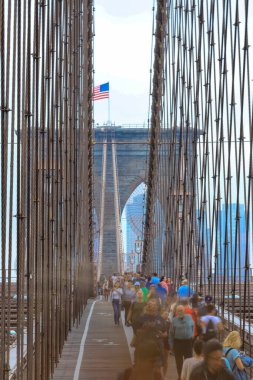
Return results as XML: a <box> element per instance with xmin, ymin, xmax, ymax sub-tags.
<box><xmin>200</xmin><ymin>304</ymin><xmax>223</xmax><ymax>341</ymax></box>
<box><xmin>223</xmin><ymin>331</ymin><xmax>253</xmax><ymax>380</ymax></box>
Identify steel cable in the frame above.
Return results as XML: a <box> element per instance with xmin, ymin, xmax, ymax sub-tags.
<box><xmin>144</xmin><ymin>0</ymin><xmax>253</xmax><ymax>353</ymax></box>
<box><xmin>0</xmin><ymin>1</ymin><xmax>94</xmax><ymax>378</ymax></box>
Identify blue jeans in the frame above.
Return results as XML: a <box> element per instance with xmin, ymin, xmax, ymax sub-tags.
<box><xmin>112</xmin><ymin>299</ymin><xmax>120</xmax><ymax>324</ymax></box>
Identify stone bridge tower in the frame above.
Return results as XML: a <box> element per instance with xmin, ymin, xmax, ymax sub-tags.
<box><xmin>93</xmin><ymin>125</ymin><xmax>201</xmax><ymax>278</ymax></box>
<box><xmin>93</xmin><ymin>126</ymin><xmax>149</xmax><ymax>277</ymax></box>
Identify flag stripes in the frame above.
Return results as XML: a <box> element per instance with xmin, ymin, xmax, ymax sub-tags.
<box><xmin>93</xmin><ymin>82</ymin><xmax>109</xmax><ymax>101</ymax></box>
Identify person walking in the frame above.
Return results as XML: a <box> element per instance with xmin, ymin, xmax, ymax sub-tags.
<box><xmin>177</xmin><ymin>279</ymin><xmax>194</xmax><ymax>299</ymax></box>
<box><xmin>200</xmin><ymin>304</ymin><xmax>223</xmax><ymax>341</ymax></box>
<box><xmin>166</xmin><ymin>277</ymin><xmax>175</xmax><ymax>298</ymax></box>
<box><xmin>169</xmin><ymin>305</ymin><xmax>194</xmax><ymax>379</ymax></box>
<box><xmin>198</xmin><ymin>295</ymin><xmax>215</xmax><ymax>317</ymax></box>
<box><xmin>160</xmin><ymin>276</ymin><xmax>168</xmax><ymax>293</ymax></box>
<box><xmin>102</xmin><ymin>279</ymin><xmax>110</xmax><ymax>301</ymax></box>
<box><xmin>181</xmin><ymin>339</ymin><xmax>204</xmax><ymax>380</ymax></box>
<box><xmin>123</xmin><ymin>282</ymin><xmax>135</xmax><ymax>326</ymax></box>
<box><xmin>111</xmin><ymin>282</ymin><xmax>123</xmax><ymax>325</ymax></box>
<box><xmin>145</xmin><ymin>275</ymin><xmax>152</xmax><ymax>290</ymax></box>
<box><xmin>189</xmin><ymin>339</ymin><xmax>235</xmax><ymax>380</ymax></box>
<box><xmin>128</xmin><ymin>289</ymin><xmax>146</xmax><ymax>334</ymax></box>
<box><xmin>156</xmin><ymin>283</ymin><xmax>167</xmax><ymax>304</ymax></box>
<box><xmin>179</xmin><ymin>299</ymin><xmax>198</xmax><ymax>339</ymax></box>
<box><xmin>151</xmin><ymin>273</ymin><xmax>160</xmax><ymax>285</ymax></box>
<box><xmin>140</xmin><ymin>280</ymin><xmax>149</xmax><ymax>302</ymax></box>
<box><xmin>161</xmin><ymin>310</ymin><xmax>171</xmax><ymax>376</ymax></box>
<box><xmin>147</xmin><ymin>284</ymin><xmax>160</xmax><ymax>302</ymax></box>
<box><xmin>224</xmin><ymin>330</ymin><xmax>253</xmax><ymax>380</ymax></box>
<box><xmin>134</xmin><ymin>300</ymin><xmax>166</xmax><ymax>378</ymax></box>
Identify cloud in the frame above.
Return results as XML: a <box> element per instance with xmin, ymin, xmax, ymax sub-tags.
<box><xmin>94</xmin><ymin>0</ymin><xmax>154</xmax><ymax>18</ymax></box>
<box><xmin>94</xmin><ymin>1</ymin><xmax>153</xmax><ymax>124</ymax></box>
<box><xmin>94</xmin><ymin>90</ymin><xmax>149</xmax><ymax>126</ymax></box>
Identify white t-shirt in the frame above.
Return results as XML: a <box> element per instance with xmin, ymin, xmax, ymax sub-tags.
<box><xmin>111</xmin><ymin>275</ymin><xmax>118</xmax><ymax>285</ymax></box>
<box><xmin>111</xmin><ymin>288</ymin><xmax>123</xmax><ymax>300</ymax></box>
<box><xmin>200</xmin><ymin>315</ymin><xmax>221</xmax><ymax>333</ymax></box>
<box><xmin>181</xmin><ymin>357</ymin><xmax>203</xmax><ymax>380</ymax></box>
<box><xmin>103</xmin><ymin>280</ymin><xmax>109</xmax><ymax>290</ymax></box>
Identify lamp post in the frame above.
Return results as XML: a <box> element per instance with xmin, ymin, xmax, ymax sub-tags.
<box><xmin>129</xmin><ymin>250</ymin><xmax>137</xmax><ymax>272</ymax></box>
<box><xmin>135</xmin><ymin>236</ymin><xmax>143</xmax><ymax>272</ymax></box>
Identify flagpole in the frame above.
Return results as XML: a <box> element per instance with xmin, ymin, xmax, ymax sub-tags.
<box><xmin>108</xmin><ymin>95</ymin><xmax>111</xmax><ymax>125</ymax></box>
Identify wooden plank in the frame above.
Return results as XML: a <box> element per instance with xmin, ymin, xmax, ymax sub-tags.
<box><xmin>52</xmin><ymin>298</ymin><xmax>180</xmax><ymax>379</ymax></box>
<box><xmin>52</xmin><ymin>300</ymin><xmax>95</xmax><ymax>380</ymax></box>
<box><xmin>79</xmin><ymin>300</ymin><xmax>131</xmax><ymax>379</ymax></box>
<box><xmin>52</xmin><ymin>299</ymin><xmax>131</xmax><ymax>379</ymax></box>
<box><xmin>166</xmin><ymin>354</ymin><xmax>178</xmax><ymax>380</ymax></box>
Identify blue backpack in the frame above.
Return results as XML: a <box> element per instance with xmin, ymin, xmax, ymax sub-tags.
<box><xmin>225</xmin><ymin>348</ymin><xmax>253</xmax><ymax>380</ymax></box>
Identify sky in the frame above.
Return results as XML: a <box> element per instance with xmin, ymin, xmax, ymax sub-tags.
<box><xmin>93</xmin><ymin>1</ymin><xmax>154</xmax><ymax>256</ymax></box>
<box><xmin>93</xmin><ymin>0</ymin><xmax>154</xmax><ymax>126</ymax></box>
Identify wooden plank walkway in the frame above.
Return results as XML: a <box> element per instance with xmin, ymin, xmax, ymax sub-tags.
<box><xmin>52</xmin><ymin>298</ymin><xmax>178</xmax><ymax>380</ymax></box>
<box><xmin>166</xmin><ymin>354</ymin><xmax>178</xmax><ymax>380</ymax></box>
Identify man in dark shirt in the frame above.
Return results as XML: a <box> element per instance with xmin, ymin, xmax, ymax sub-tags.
<box><xmin>189</xmin><ymin>339</ymin><xmax>235</xmax><ymax>380</ymax></box>
<box><xmin>135</xmin><ymin>300</ymin><xmax>166</xmax><ymax>375</ymax></box>
<box><xmin>198</xmin><ymin>295</ymin><xmax>216</xmax><ymax>317</ymax></box>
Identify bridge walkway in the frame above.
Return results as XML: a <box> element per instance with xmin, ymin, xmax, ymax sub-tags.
<box><xmin>52</xmin><ymin>299</ymin><xmax>177</xmax><ymax>380</ymax></box>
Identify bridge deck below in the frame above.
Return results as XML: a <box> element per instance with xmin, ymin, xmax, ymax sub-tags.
<box><xmin>52</xmin><ymin>298</ymin><xmax>177</xmax><ymax>380</ymax></box>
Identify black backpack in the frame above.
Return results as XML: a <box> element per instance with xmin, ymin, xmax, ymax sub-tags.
<box><xmin>203</xmin><ymin>318</ymin><xmax>217</xmax><ymax>341</ymax></box>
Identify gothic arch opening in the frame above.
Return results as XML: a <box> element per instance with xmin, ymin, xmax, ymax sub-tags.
<box><xmin>120</xmin><ymin>182</ymin><xmax>167</xmax><ymax>273</ymax></box>
<box><xmin>121</xmin><ymin>183</ymin><xmax>146</xmax><ymax>272</ymax></box>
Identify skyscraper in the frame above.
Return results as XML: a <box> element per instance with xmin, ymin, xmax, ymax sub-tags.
<box><xmin>125</xmin><ymin>192</ymin><xmax>145</xmax><ymax>271</ymax></box>
<box><xmin>217</xmin><ymin>203</ymin><xmax>248</xmax><ymax>281</ymax></box>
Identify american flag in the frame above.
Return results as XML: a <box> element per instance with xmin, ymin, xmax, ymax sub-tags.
<box><xmin>93</xmin><ymin>82</ymin><xmax>109</xmax><ymax>101</ymax></box>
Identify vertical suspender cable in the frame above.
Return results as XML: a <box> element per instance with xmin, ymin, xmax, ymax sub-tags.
<box><xmin>97</xmin><ymin>140</ymin><xmax>107</xmax><ymax>281</ymax></box>
<box><xmin>143</xmin><ymin>0</ymin><xmax>167</xmax><ymax>273</ymax></box>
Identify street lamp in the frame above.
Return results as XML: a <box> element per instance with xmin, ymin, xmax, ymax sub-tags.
<box><xmin>135</xmin><ymin>236</ymin><xmax>143</xmax><ymax>271</ymax></box>
<box><xmin>129</xmin><ymin>250</ymin><xmax>137</xmax><ymax>272</ymax></box>
<box><xmin>135</xmin><ymin>236</ymin><xmax>143</xmax><ymax>254</ymax></box>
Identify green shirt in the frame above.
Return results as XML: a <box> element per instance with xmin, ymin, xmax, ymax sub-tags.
<box><xmin>141</xmin><ymin>286</ymin><xmax>149</xmax><ymax>302</ymax></box>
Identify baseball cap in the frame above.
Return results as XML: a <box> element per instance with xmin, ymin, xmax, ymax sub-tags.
<box><xmin>134</xmin><ymin>281</ymin><xmax>140</xmax><ymax>286</ymax></box>
<box><xmin>205</xmin><ymin>295</ymin><xmax>213</xmax><ymax>303</ymax></box>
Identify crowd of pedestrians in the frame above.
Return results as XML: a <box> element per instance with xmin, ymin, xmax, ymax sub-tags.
<box><xmin>98</xmin><ymin>272</ymin><xmax>253</xmax><ymax>380</ymax></box>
